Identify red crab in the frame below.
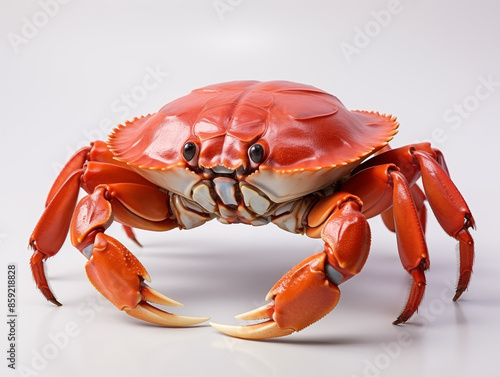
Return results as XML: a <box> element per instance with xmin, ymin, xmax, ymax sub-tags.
<box><xmin>29</xmin><ymin>81</ymin><xmax>475</xmax><ymax>339</ymax></box>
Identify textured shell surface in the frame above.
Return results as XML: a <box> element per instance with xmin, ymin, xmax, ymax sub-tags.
<box><xmin>108</xmin><ymin>81</ymin><xmax>399</xmax><ymax>203</ymax></box>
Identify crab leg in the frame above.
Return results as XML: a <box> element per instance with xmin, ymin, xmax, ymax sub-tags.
<box><xmin>412</xmin><ymin>150</ymin><xmax>474</xmax><ymax>300</ymax></box>
<box><xmin>381</xmin><ymin>184</ymin><xmax>427</xmax><ymax>234</ymax></box>
<box><xmin>345</xmin><ymin>157</ymin><xmax>474</xmax><ymax>323</ymax></box>
<box><xmin>31</xmin><ymin>143</ymin><xmax>120</xmax><ymax>269</ymax></box>
<box><xmin>81</xmin><ymin>156</ymin><xmax>162</xmax><ymax>245</ymax></box>
<box><xmin>46</xmin><ymin>146</ymin><xmax>90</xmax><ymax>206</ymax></box>
<box><xmin>340</xmin><ymin>164</ymin><xmax>430</xmax><ymax>324</ymax></box>
<box><xmin>352</xmin><ymin>144</ymin><xmax>475</xmax><ymax>301</ymax></box>
<box><xmin>71</xmin><ymin>185</ymin><xmax>208</xmax><ymax>326</ymax></box>
<box><xmin>388</xmin><ymin>170</ymin><xmax>429</xmax><ymax>324</ymax></box>
<box><xmin>211</xmin><ymin>193</ymin><xmax>370</xmax><ymax>339</ymax></box>
<box><xmin>29</xmin><ymin>142</ymin><xmax>203</xmax><ymax>325</ymax></box>
<box><xmin>371</xmin><ymin>145</ymin><xmax>428</xmax><ymax>233</ymax></box>
<box><xmin>44</xmin><ymin>141</ymin><xmax>130</xmax><ymax>206</ymax></box>
<box><xmin>30</xmin><ymin>169</ymin><xmax>84</xmax><ymax>305</ymax></box>
<box><xmin>32</xmin><ymin>143</ymin><xmax>145</xmax><ymax>250</ymax></box>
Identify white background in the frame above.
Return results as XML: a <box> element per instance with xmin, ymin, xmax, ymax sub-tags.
<box><xmin>1</xmin><ymin>1</ymin><xmax>500</xmax><ymax>376</ymax></box>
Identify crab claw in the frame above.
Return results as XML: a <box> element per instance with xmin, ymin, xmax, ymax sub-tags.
<box><xmin>210</xmin><ymin>253</ymin><xmax>340</xmax><ymax>339</ymax></box>
<box><xmin>85</xmin><ymin>233</ymin><xmax>209</xmax><ymax>327</ymax></box>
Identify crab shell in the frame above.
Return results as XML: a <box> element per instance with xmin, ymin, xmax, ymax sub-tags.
<box><xmin>108</xmin><ymin>81</ymin><xmax>398</xmax><ymax>203</ymax></box>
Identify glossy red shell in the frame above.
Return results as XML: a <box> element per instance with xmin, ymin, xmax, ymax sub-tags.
<box><xmin>109</xmin><ymin>81</ymin><xmax>398</xmax><ymax>172</ymax></box>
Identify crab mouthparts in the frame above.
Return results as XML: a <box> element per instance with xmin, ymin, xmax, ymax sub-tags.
<box><xmin>205</xmin><ymin>164</ymin><xmax>248</xmax><ymax>179</ymax></box>
<box><xmin>211</xmin><ymin>165</ymin><xmax>236</xmax><ymax>175</ymax></box>
<box><xmin>190</xmin><ymin>164</ymin><xmax>272</xmax><ymax>217</ymax></box>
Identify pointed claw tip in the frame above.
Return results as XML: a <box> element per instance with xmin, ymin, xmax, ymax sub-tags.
<box><xmin>132</xmin><ymin>238</ymin><xmax>143</xmax><ymax>248</ymax></box>
<box><xmin>210</xmin><ymin>320</ymin><xmax>295</xmax><ymax>340</ymax></box>
<box><xmin>265</xmin><ymin>292</ymin><xmax>274</xmax><ymax>301</ymax></box>
<box><xmin>234</xmin><ymin>303</ymin><xmax>274</xmax><ymax>320</ymax></box>
<box><xmin>392</xmin><ymin>314</ymin><xmax>409</xmax><ymax>325</ymax></box>
<box><xmin>453</xmin><ymin>288</ymin><xmax>466</xmax><ymax>301</ymax></box>
<box><xmin>141</xmin><ymin>285</ymin><xmax>184</xmax><ymax>307</ymax></box>
<box><xmin>234</xmin><ymin>312</ymin><xmax>257</xmax><ymax>320</ymax></box>
<box><xmin>209</xmin><ymin>322</ymin><xmax>245</xmax><ymax>338</ymax></box>
<box><xmin>49</xmin><ymin>298</ymin><xmax>63</xmax><ymax>307</ymax></box>
<box><xmin>124</xmin><ymin>303</ymin><xmax>209</xmax><ymax>327</ymax></box>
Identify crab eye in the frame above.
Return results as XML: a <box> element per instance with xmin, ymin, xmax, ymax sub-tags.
<box><xmin>249</xmin><ymin>143</ymin><xmax>264</xmax><ymax>164</ymax></box>
<box><xmin>183</xmin><ymin>141</ymin><xmax>198</xmax><ymax>162</ymax></box>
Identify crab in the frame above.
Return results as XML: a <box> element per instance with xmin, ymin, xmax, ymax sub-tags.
<box><xmin>29</xmin><ymin>80</ymin><xmax>475</xmax><ymax>339</ymax></box>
